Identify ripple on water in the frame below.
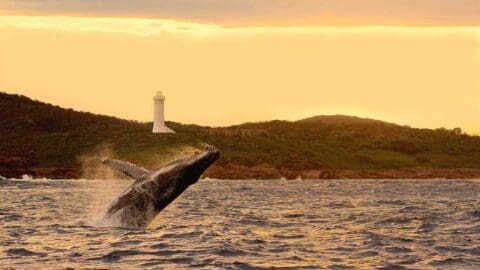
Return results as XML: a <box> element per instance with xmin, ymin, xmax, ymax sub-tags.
<box><xmin>272</xmin><ymin>233</ymin><xmax>306</xmax><ymax>240</ymax></box>
<box><xmin>160</xmin><ymin>231</ymin><xmax>203</xmax><ymax>239</ymax></box>
<box><xmin>385</xmin><ymin>247</ymin><xmax>412</xmax><ymax>253</ymax></box>
<box><xmin>1</xmin><ymin>179</ymin><xmax>480</xmax><ymax>269</ymax></box>
<box><xmin>6</xmin><ymin>248</ymin><xmax>46</xmax><ymax>257</ymax></box>
<box><xmin>429</xmin><ymin>257</ymin><xmax>468</xmax><ymax>267</ymax></box>
<box><xmin>214</xmin><ymin>246</ymin><xmax>250</xmax><ymax>257</ymax></box>
<box><xmin>283</xmin><ymin>213</ymin><xmax>304</xmax><ymax>219</ymax></box>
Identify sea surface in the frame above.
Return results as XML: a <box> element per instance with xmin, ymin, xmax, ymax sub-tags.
<box><xmin>1</xmin><ymin>178</ymin><xmax>480</xmax><ymax>269</ymax></box>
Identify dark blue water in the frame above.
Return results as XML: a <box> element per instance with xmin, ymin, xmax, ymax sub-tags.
<box><xmin>1</xmin><ymin>179</ymin><xmax>480</xmax><ymax>269</ymax></box>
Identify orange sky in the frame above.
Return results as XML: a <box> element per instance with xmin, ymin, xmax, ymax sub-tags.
<box><xmin>1</xmin><ymin>0</ymin><xmax>479</xmax><ymax>26</ymax></box>
<box><xmin>0</xmin><ymin>16</ymin><xmax>479</xmax><ymax>132</ymax></box>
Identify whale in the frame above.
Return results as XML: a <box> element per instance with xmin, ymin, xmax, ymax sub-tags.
<box><xmin>102</xmin><ymin>147</ymin><xmax>220</xmax><ymax>228</ymax></box>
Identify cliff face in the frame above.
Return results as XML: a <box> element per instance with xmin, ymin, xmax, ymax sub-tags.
<box><xmin>2</xmin><ymin>92</ymin><xmax>480</xmax><ymax>179</ymax></box>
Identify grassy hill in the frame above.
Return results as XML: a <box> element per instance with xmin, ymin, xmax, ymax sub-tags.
<box><xmin>2</xmin><ymin>92</ymin><xmax>480</xmax><ymax>179</ymax></box>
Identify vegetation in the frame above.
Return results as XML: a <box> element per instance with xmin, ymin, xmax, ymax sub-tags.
<box><xmin>1</xmin><ymin>92</ymin><xmax>480</xmax><ymax>179</ymax></box>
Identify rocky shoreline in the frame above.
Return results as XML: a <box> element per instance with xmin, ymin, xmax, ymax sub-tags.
<box><xmin>205</xmin><ymin>166</ymin><xmax>480</xmax><ymax>180</ymax></box>
<box><xmin>2</xmin><ymin>166</ymin><xmax>480</xmax><ymax>180</ymax></box>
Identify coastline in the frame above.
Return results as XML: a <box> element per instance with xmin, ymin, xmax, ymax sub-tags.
<box><xmin>2</xmin><ymin>166</ymin><xmax>480</xmax><ymax>180</ymax></box>
<box><xmin>204</xmin><ymin>167</ymin><xmax>480</xmax><ymax>180</ymax></box>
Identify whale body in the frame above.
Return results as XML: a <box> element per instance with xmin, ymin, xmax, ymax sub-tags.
<box><xmin>102</xmin><ymin>147</ymin><xmax>220</xmax><ymax>228</ymax></box>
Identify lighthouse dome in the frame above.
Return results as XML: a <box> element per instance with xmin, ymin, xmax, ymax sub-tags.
<box><xmin>153</xmin><ymin>91</ymin><xmax>165</xmax><ymax>100</ymax></box>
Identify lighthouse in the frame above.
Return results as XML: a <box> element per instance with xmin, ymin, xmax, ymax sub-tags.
<box><xmin>152</xmin><ymin>91</ymin><xmax>175</xmax><ymax>133</ymax></box>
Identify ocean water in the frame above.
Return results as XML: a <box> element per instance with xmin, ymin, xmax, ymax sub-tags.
<box><xmin>1</xmin><ymin>179</ymin><xmax>480</xmax><ymax>269</ymax></box>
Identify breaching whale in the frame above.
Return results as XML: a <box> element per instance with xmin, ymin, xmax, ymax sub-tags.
<box><xmin>102</xmin><ymin>146</ymin><xmax>220</xmax><ymax>228</ymax></box>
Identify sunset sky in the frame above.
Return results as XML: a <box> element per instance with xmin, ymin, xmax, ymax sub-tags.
<box><xmin>0</xmin><ymin>1</ymin><xmax>479</xmax><ymax>132</ymax></box>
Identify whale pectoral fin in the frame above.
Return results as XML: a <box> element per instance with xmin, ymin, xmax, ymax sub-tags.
<box><xmin>103</xmin><ymin>159</ymin><xmax>150</xmax><ymax>180</ymax></box>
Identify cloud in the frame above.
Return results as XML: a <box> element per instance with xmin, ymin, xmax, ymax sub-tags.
<box><xmin>0</xmin><ymin>16</ymin><xmax>222</xmax><ymax>37</ymax></box>
<box><xmin>1</xmin><ymin>15</ymin><xmax>479</xmax><ymax>38</ymax></box>
<box><xmin>1</xmin><ymin>0</ymin><xmax>479</xmax><ymax>26</ymax></box>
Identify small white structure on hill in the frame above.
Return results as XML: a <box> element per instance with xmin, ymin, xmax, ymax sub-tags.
<box><xmin>152</xmin><ymin>91</ymin><xmax>175</xmax><ymax>133</ymax></box>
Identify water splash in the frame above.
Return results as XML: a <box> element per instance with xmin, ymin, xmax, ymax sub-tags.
<box><xmin>77</xmin><ymin>178</ymin><xmax>132</xmax><ymax>227</ymax></box>
<box><xmin>21</xmin><ymin>174</ymin><xmax>33</xmax><ymax>180</ymax></box>
<box><xmin>77</xmin><ymin>144</ymin><xmax>124</xmax><ymax>180</ymax></box>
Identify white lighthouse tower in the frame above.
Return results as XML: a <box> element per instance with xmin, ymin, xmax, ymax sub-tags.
<box><xmin>152</xmin><ymin>91</ymin><xmax>175</xmax><ymax>133</ymax></box>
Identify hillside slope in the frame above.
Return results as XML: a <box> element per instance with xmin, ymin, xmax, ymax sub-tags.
<box><xmin>2</xmin><ymin>92</ymin><xmax>480</xmax><ymax>179</ymax></box>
